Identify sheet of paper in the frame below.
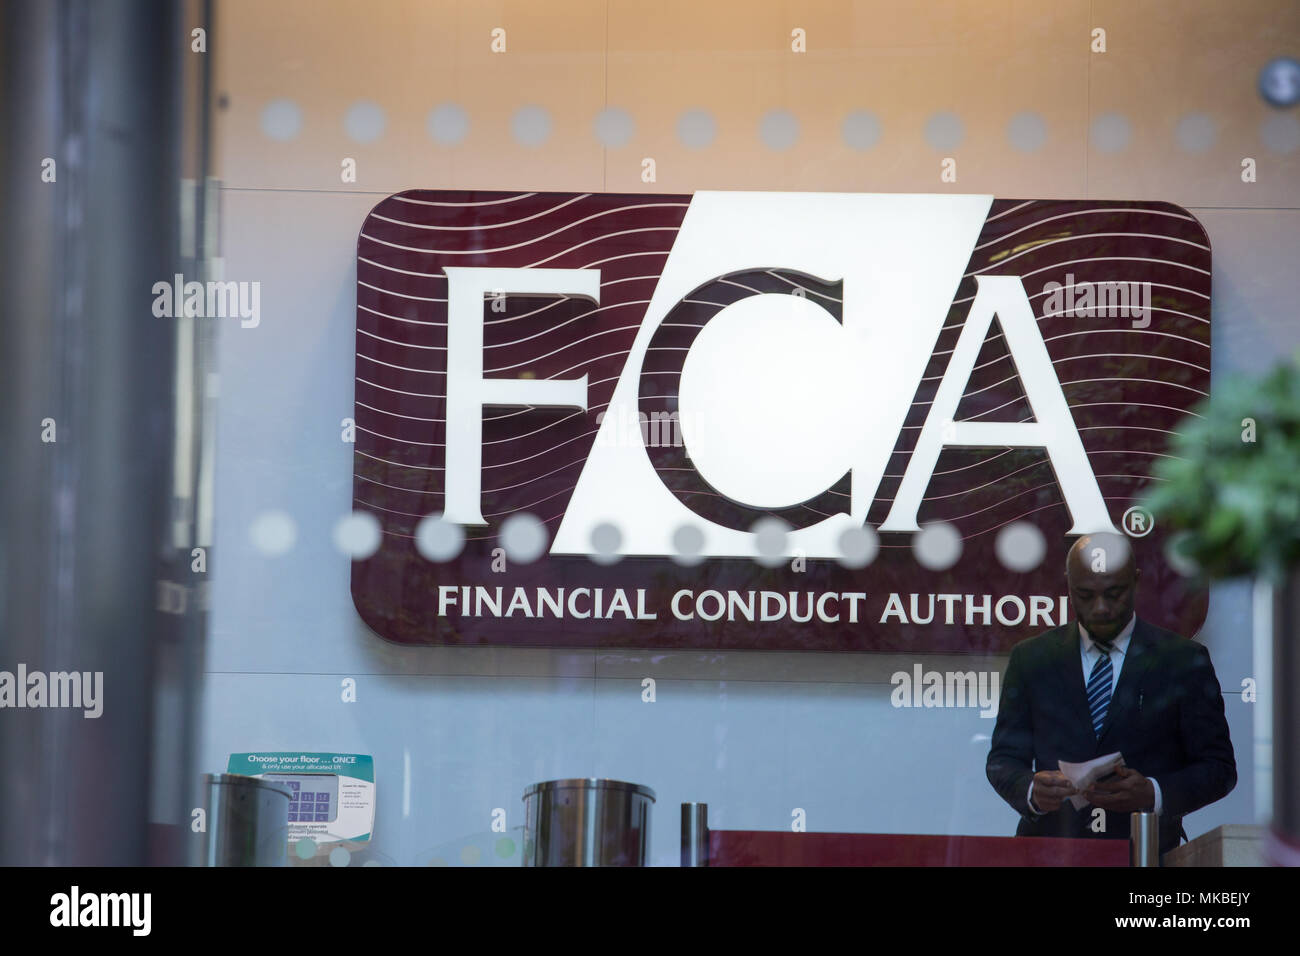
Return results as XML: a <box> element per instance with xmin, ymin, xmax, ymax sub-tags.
<box><xmin>1059</xmin><ymin>752</ymin><xmax>1125</xmax><ymax>810</ymax></box>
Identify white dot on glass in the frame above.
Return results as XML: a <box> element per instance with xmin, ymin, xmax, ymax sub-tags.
<box><xmin>751</xmin><ymin>517</ymin><xmax>790</xmax><ymax>568</ymax></box>
<box><xmin>677</xmin><ymin>109</ymin><xmax>717</xmax><ymax>149</ymax></box>
<box><xmin>759</xmin><ymin>109</ymin><xmax>799</xmax><ymax>150</ymax></box>
<box><xmin>841</xmin><ymin>110</ymin><xmax>881</xmax><ymax>150</ymax></box>
<box><xmin>836</xmin><ymin>526</ymin><xmax>879</xmax><ymax>569</ymax></box>
<box><xmin>1260</xmin><ymin>113</ymin><xmax>1300</xmax><ymax>155</ymax></box>
<box><xmin>333</xmin><ymin>511</ymin><xmax>381</xmax><ymax>559</ymax></box>
<box><xmin>1099</xmin><ymin>533</ymin><xmax>1134</xmax><ymax>569</ymax></box>
<box><xmin>1164</xmin><ymin>532</ymin><xmax>1200</xmax><ymax>578</ymax></box>
<box><xmin>1175</xmin><ymin>112</ymin><xmax>1216</xmax><ymax>154</ymax></box>
<box><xmin>428</xmin><ymin>103</ymin><xmax>469</xmax><ymax>145</ymax></box>
<box><xmin>1090</xmin><ymin>112</ymin><xmax>1131</xmax><ymax>153</ymax></box>
<box><xmin>594</xmin><ymin>107</ymin><xmax>635</xmax><ymax>148</ymax></box>
<box><xmin>914</xmin><ymin>522</ymin><xmax>962</xmax><ymax>570</ymax></box>
<box><xmin>260</xmin><ymin>99</ymin><xmax>302</xmax><ymax>141</ymax></box>
<box><xmin>512</xmin><ymin>105</ymin><xmax>551</xmax><ymax>147</ymax></box>
<box><xmin>995</xmin><ymin>521</ymin><xmax>1046</xmax><ymax>572</ymax></box>
<box><xmin>344</xmin><ymin>100</ymin><xmax>386</xmax><ymax>143</ymax></box>
<box><xmin>671</xmin><ymin>524</ymin><xmax>705</xmax><ymax>566</ymax></box>
<box><xmin>294</xmin><ymin>837</ymin><xmax>317</xmax><ymax>860</ymax></box>
<box><xmin>589</xmin><ymin>522</ymin><xmax>623</xmax><ymax>565</ymax></box>
<box><xmin>500</xmin><ymin>513</ymin><xmax>547</xmax><ymax>564</ymax></box>
<box><xmin>1007</xmin><ymin>111</ymin><xmax>1047</xmax><ymax>152</ymax></box>
<box><xmin>460</xmin><ymin>845</ymin><xmax>482</xmax><ymax>865</ymax></box>
<box><xmin>924</xmin><ymin>112</ymin><xmax>964</xmax><ymax>151</ymax></box>
<box><xmin>329</xmin><ymin>846</ymin><xmax>351</xmax><ymax>867</ymax></box>
<box><xmin>415</xmin><ymin>514</ymin><xmax>465</xmax><ymax>562</ymax></box>
<box><xmin>250</xmin><ymin>510</ymin><xmax>296</xmax><ymax>556</ymax></box>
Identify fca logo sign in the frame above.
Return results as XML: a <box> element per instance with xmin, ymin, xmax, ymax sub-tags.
<box><xmin>351</xmin><ymin>189</ymin><xmax>1211</xmax><ymax>649</ymax></box>
<box><xmin>441</xmin><ymin>265</ymin><xmax>1116</xmax><ymax>556</ymax></box>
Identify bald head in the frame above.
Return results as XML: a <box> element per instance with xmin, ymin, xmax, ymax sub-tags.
<box><xmin>1066</xmin><ymin>533</ymin><xmax>1139</xmax><ymax>642</ymax></box>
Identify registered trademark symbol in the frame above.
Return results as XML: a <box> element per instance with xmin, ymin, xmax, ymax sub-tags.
<box><xmin>1121</xmin><ymin>506</ymin><xmax>1154</xmax><ymax>537</ymax></box>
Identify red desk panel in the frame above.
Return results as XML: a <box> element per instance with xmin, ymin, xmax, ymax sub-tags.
<box><xmin>709</xmin><ymin>831</ymin><xmax>1129</xmax><ymax>867</ymax></box>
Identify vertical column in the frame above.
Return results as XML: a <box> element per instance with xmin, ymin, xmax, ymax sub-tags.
<box><xmin>0</xmin><ymin>0</ymin><xmax>185</xmax><ymax>865</ymax></box>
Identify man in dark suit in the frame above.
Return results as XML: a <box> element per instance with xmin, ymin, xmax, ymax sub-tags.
<box><xmin>986</xmin><ymin>532</ymin><xmax>1236</xmax><ymax>856</ymax></box>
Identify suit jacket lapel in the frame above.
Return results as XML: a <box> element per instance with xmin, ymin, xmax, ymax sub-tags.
<box><xmin>1056</xmin><ymin>622</ymin><xmax>1094</xmax><ymax>747</ymax></box>
<box><xmin>1098</xmin><ymin>617</ymin><xmax>1154</xmax><ymax>746</ymax></box>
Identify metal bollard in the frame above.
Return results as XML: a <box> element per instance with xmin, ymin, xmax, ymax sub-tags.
<box><xmin>202</xmin><ymin>774</ymin><xmax>292</xmax><ymax>867</ymax></box>
<box><xmin>681</xmin><ymin>802</ymin><xmax>709</xmax><ymax>867</ymax></box>
<box><xmin>522</xmin><ymin>778</ymin><xmax>655</xmax><ymax>866</ymax></box>
<box><xmin>1130</xmin><ymin>811</ymin><xmax>1160</xmax><ymax>866</ymax></box>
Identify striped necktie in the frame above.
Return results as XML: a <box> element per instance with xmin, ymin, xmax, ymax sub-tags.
<box><xmin>1087</xmin><ymin>641</ymin><xmax>1114</xmax><ymax>738</ymax></box>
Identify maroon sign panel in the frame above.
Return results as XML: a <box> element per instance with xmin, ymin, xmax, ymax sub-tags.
<box><xmin>351</xmin><ymin>191</ymin><xmax>1210</xmax><ymax>653</ymax></box>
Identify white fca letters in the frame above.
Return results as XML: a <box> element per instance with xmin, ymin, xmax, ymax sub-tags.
<box><xmin>443</xmin><ymin>267</ymin><xmax>597</xmax><ymax>525</ymax></box>
<box><xmin>878</xmin><ymin>275</ymin><xmax>1116</xmax><ymax>536</ymax></box>
<box><xmin>439</xmin><ymin>193</ymin><xmax>1118</xmax><ymax>555</ymax></box>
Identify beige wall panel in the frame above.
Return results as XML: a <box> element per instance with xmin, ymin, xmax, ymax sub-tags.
<box><xmin>604</xmin><ymin>0</ymin><xmax>1092</xmax><ymax>195</ymax></box>
<box><xmin>215</xmin><ymin>0</ymin><xmax>609</xmax><ymax>191</ymax></box>
<box><xmin>1089</xmin><ymin>0</ymin><xmax>1300</xmax><ymax>206</ymax></box>
<box><xmin>213</xmin><ymin>0</ymin><xmax>1297</xmax><ymax>202</ymax></box>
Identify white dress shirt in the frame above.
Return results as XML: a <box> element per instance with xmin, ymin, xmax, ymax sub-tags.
<box><xmin>1026</xmin><ymin>614</ymin><xmax>1162</xmax><ymax>816</ymax></box>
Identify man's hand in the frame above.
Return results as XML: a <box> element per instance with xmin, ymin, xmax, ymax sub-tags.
<box><xmin>1084</xmin><ymin>766</ymin><xmax>1155</xmax><ymax>812</ymax></box>
<box><xmin>1031</xmin><ymin>770</ymin><xmax>1078</xmax><ymax>813</ymax></box>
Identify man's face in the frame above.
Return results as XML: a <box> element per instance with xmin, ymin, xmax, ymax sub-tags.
<box><xmin>1067</xmin><ymin>536</ymin><xmax>1139</xmax><ymax>642</ymax></box>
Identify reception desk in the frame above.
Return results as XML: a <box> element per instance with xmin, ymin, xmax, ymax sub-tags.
<box><xmin>707</xmin><ymin>831</ymin><xmax>1129</xmax><ymax>867</ymax></box>
<box><xmin>1161</xmin><ymin>825</ymin><xmax>1265</xmax><ymax>867</ymax></box>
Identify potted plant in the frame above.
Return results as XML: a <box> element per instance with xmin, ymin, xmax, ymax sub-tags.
<box><xmin>1143</xmin><ymin>356</ymin><xmax>1300</xmax><ymax>866</ymax></box>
